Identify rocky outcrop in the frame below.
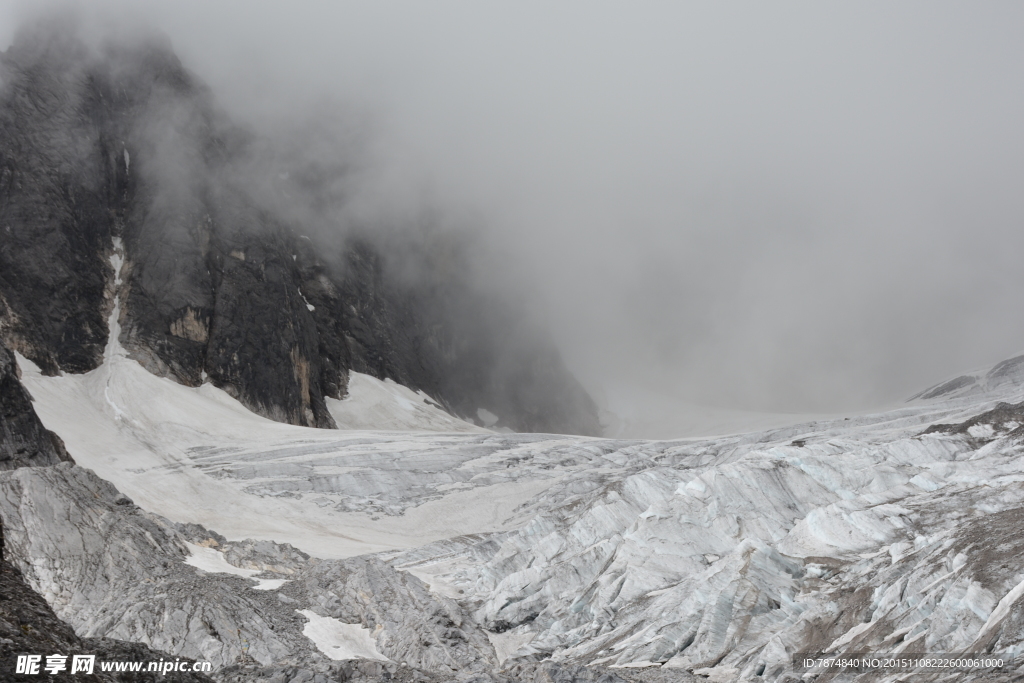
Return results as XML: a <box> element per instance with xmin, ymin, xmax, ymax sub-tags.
<box><xmin>0</xmin><ymin>20</ymin><xmax>115</xmax><ymax>376</ymax></box>
<box><xmin>0</xmin><ymin>16</ymin><xmax>600</xmax><ymax>436</ymax></box>
<box><xmin>1</xmin><ymin>518</ymin><xmax>214</xmax><ymax>682</ymax></box>
<box><xmin>0</xmin><ymin>464</ymin><xmax>317</xmax><ymax>669</ymax></box>
<box><xmin>0</xmin><ymin>339</ymin><xmax>70</xmax><ymax>470</ymax></box>
<box><xmin>0</xmin><ymin>463</ymin><xmax>480</xmax><ymax>674</ymax></box>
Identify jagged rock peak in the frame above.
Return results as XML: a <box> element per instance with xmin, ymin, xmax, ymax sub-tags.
<box><xmin>0</xmin><ymin>14</ymin><xmax>600</xmax><ymax>436</ymax></box>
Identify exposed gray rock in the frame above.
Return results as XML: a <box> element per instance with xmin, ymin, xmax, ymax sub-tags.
<box><xmin>175</xmin><ymin>524</ymin><xmax>310</xmax><ymax>576</ymax></box>
<box><xmin>0</xmin><ymin>465</ymin><xmax>479</xmax><ymax>678</ymax></box>
<box><xmin>296</xmin><ymin>557</ymin><xmax>498</xmax><ymax>675</ymax></box>
<box><xmin>1</xmin><ymin>518</ymin><xmax>214</xmax><ymax>682</ymax></box>
<box><xmin>0</xmin><ymin>464</ymin><xmax>318</xmax><ymax>669</ymax></box>
<box><xmin>922</xmin><ymin>399</ymin><xmax>1024</xmax><ymax>440</ymax></box>
<box><xmin>0</xmin><ymin>19</ymin><xmax>115</xmax><ymax>376</ymax></box>
<box><xmin>214</xmin><ymin>660</ymin><xmax>630</xmax><ymax>683</ymax></box>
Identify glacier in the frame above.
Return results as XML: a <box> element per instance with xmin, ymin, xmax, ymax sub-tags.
<box><xmin>4</xmin><ymin>325</ymin><xmax>1024</xmax><ymax>680</ymax></box>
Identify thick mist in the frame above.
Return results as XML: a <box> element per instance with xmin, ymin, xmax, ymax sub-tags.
<box><xmin>4</xmin><ymin>2</ymin><xmax>1024</xmax><ymax>427</ymax></box>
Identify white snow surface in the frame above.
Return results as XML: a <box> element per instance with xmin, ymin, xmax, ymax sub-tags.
<box><xmin>13</xmin><ymin>271</ymin><xmax>1024</xmax><ymax>677</ymax></box>
<box><xmin>298</xmin><ymin>610</ymin><xmax>388</xmax><ymax>661</ymax></box>
<box><xmin>326</xmin><ymin>372</ymin><xmax>486</xmax><ymax>433</ymax></box>
<box><xmin>182</xmin><ymin>541</ymin><xmax>287</xmax><ymax>590</ymax></box>
<box><xmin>183</xmin><ymin>541</ymin><xmax>261</xmax><ymax>578</ymax></box>
<box><xmin>17</xmin><ymin>348</ymin><xmax>551</xmax><ymax>558</ymax></box>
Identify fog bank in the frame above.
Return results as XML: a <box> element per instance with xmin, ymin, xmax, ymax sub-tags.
<box><xmin>4</xmin><ymin>1</ymin><xmax>1024</xmax><ymax>420</ymax></box>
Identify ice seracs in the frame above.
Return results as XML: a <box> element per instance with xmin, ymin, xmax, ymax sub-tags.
<box><xmin>7</xmin><ymin>343</ymin><xmax>1024</xmax><ymax>679</ymax></box>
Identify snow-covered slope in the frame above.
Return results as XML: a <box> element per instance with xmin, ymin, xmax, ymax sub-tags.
<box><xmin>906</xmin><ymin>352</ymin><xmax>1024</xmax><ymax>403</ymax></box>
<box><xmin>326</xmin><ymin>372</ymin><xmax>486</xmax><ymax>433</ymax></box>
<box><xmin>16</xmin><ymin>345</ymin><xmax>575</xmax><ymax>557</ymax></box>
<box><xmin>10</xmin><ymin>303</ymin><xmax>1024</xmax><ymax>680</ymax></box>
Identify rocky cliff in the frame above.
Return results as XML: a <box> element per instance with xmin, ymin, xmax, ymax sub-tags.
<box><xmin>0</xmin><ymin>339</ymin><xmax>70</xmax><ymax>470</ymax></box>
<box><xmin>0</xmin><ymin>16</ymin><xmax>599</xmax><ymax>436</ymax></box>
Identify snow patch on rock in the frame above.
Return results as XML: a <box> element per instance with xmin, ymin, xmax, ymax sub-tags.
<box><xmin>298</xmin><ymin>610</ymin><xmax>388</xmax><ymax>661</ymax></box>
<box><xmin>183</xmin><ymin>542</ymin><xmax>261</xmax><ymax>578</ymax></box>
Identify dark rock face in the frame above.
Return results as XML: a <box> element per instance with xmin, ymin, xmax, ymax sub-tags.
<box><xmin>0</xmin><ymin>339</ymin><xmax>71</xmax><ymax>470</ymax></box>
<box><xmin>0</xmin><ymin>17</ymin><xmax>600</xmax><ymax>436</ymax></box>
<box><xmin>0</xmin><ymin>24</ymin><xmax>115</xmax><ymax>375</ymax></box>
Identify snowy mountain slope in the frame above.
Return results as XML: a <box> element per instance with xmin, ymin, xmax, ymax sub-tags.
<box><xmin>7</xmin><ymin>14</ymin><xmax>1024</xmax><ymax>683</ymax></box>
<box><xmin>412</xmin><ymin>418</ymin><xmax>1024</xmax><ymax>674</ymax></box>
<box><xmin>7</xmin><ymin>298</ymin><xmax>1018</xmax><ymax>663</ymax></box>
<box><xmin>600</xmin><ymin>352</ymin><xmax>1024</xmax><ymax>441</ymax></box>
<box><xmin>325</xmin><ymin>372</ymin><xmax>487</xmax><ymax>433</ymax></box>
<box><xmin>0</xmin><ymin>338</ymin><xmax>71</xmax><ymax>470</ymax></box>
<box><xmin>906</xmin><ymin>352</ymin><xmax>1024</xmax><ymax>403</ymax></box>
<box><xmin>15</xmin><ymin>345</ymin><xmax>576</xmax><ymax>558</ymax></box>
<box><xmin>9</xmin><ymin>309</ymin><xmax>1024</xmax><ymax>680</ymax></box>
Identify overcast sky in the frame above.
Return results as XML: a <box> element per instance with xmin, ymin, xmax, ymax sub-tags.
<box><xmin>4</xmin><ymin>1</ymin><xmax>1024</xmax><ymax>415</ymax></box>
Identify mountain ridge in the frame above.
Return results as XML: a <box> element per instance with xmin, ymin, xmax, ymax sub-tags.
<box><xmin>0</xmin><ymin>17</ymin><xmax>599</xmax><ymax>436</ymax></box>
